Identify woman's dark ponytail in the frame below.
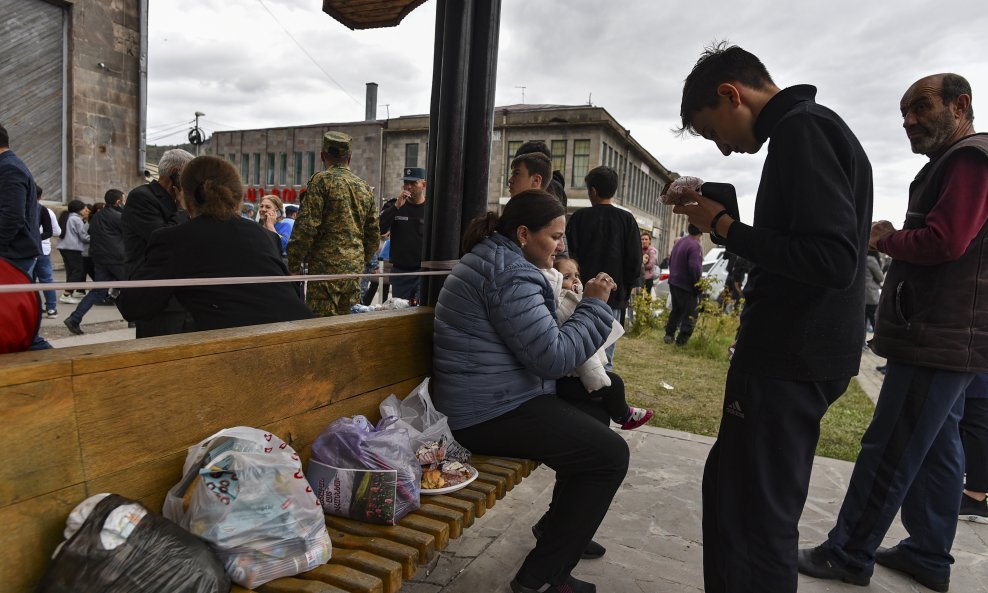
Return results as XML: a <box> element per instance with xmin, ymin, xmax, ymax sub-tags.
<box><xmin>462</xmin><ymin>211</ymin><xmax>499</xmax><ymax>254</ymax></box>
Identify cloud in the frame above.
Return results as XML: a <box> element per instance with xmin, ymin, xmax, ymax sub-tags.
<box><xmin>149</xmin><ymin>0</ymin><xmax>988</xmax><ymax>224</ymax></box>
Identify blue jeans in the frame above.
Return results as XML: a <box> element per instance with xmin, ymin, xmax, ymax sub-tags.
<box><xmin>69</xmin><ymin>263</ymin><xmax>124</xmax><ymax>324</ymax></box>
<box><xmin>33</xmin><ymin>254</ymin><xmax>56</xmax><ymax>311</ymax></box>
<box><xmin>390</xmin><ymin>266</ymin><xmax>422</xmax><ymax>303</ymax></box>
<box><xmin>6</xmin><ymin>256</ymin><xmax>52</xmax><ymax>350</ymax></box>
<box><xmin>823</xmin><ymin>362</ymin><xmax>975</xmax><ymax>580</ymax></box>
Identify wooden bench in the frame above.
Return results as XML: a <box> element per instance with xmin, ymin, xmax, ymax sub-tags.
<box><xmin>0</xmin><ymin>308</ymin><xmax>537</xmax><ymax>593</ymax></box>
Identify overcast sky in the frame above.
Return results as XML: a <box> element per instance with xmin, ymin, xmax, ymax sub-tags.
<box><xmin>148</xmin><ymin>0</ymin><xmax>988</xmax><ymax>224</ymax></box>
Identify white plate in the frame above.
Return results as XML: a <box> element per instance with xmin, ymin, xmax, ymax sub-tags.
<box><xmin>421</xmin><ymin>465</ymin><xmax>479</xmax><ymax>495</ymax></box>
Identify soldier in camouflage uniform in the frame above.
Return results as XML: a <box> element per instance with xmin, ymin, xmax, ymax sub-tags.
<box><xmin>286</xmin><ymin>131</ymin><xmax>379</xmax><ymax>316</ymax></box>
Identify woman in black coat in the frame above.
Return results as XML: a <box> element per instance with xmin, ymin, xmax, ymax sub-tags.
<box><xmin>118</xmin><ymin>156</ymin><xmax>312</xmax><ymax>331</ymax></box>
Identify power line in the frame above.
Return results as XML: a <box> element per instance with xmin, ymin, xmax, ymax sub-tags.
<box><xmin>147</xmin><ymin>118</ymin><xmax>193</xmax><ymax>132</ymax></box>
<box><xmin>254</xmin><ymin>0</ymin><xmax>361</xmax><ymax>106</ymax></box>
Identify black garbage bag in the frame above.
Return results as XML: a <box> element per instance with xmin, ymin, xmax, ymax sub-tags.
<box><xmin>36</xmin><ymin>493</ymin><xmax>230</xmax><ymax>593</ymax></box>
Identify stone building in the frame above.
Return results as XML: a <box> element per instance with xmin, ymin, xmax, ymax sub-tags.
<box><xmin>209</xmin><ymin>102</ymin><xmax>688</xmax><ymax>257</ymax></box>
<box><xmin>0</xmin><ymin>0</ymin><xmax>147</xmax><ymax>204</ymax></box>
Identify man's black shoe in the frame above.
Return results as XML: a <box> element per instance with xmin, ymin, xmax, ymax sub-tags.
<box><xmin>875</xmin><ymin>546</ymin><xmax>949</xmax><ymax>592</ymax></box>
<box><xmin>63</xmin><ymin>318</ymin><xmax>84</xmax><ymax>335</ymax></box>
<box><xmin>532</xmin><ymin>522</ymin><xmax>605</xmax><ymax>560</ymax></box>
<box><xmin>796</xmin><ymin>545</ymin><xmax>870</xmax><ymax>586</ymax></box>
<box><xmin>510</xmin><ymin>575</ymin><xmax>596</xmax><ymax>593</ymax></box>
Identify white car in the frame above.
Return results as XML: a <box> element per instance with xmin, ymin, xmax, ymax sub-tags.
<box><xmin>654</xmin><ymin>246</ymin><xmax>731</xmax><ymax>307</ymax></box>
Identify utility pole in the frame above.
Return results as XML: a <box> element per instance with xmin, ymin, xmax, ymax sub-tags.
<box><xmin>515</xmin><ymin>85</ymin><xmax>526</xmax><ymax>104</ymax></box>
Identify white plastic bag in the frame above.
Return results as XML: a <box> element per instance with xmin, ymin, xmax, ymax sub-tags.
<box><xmin>163</xmin><ymin>426</ymin><xmax>331</xmax><ymax>588</ymax></box>
<box><xmin>380</xmin><ymin>379</ymin><xmax>450</xmax><ymax>450</ymax></box>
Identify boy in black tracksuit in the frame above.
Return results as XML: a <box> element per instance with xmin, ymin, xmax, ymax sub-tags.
<box><xmin>668</xmin><ymin>43</ymin><xmax>873</xmax><ymax>592</ymax></box>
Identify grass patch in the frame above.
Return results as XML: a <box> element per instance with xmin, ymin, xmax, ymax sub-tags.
<box><xmin>614</xmin><ymin>331</ymin><xmax>875</xmax><ymax>462</ymax></box>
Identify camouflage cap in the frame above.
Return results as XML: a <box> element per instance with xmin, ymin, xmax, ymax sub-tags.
<box><xmin>322</xmin><ymin>131</ymin><xmax>352</xmax><ymax>154</ymax></box>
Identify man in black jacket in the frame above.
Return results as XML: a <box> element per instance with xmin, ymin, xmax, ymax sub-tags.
<box><xmin>121</xmin><ymin>148</ymin><xmax>194</xmax><ymax>337</ymax></box>
<box><xmin>669</xmin><ymin>43</ymin><xmax>873</xmax><ymax>593</ymax></box>
<box><xmin>64</xmin><ymin>189</ymin><xmax>126</xmax><ymax>335</ymax></box>
<box><xmin>380</xmin><ymin>167</ymin><xmax>427</xmax><ymax>302</ymax></box>
<box><xmin>799</xmin><ymin>73</ymin><xmax>987</xmax><ymax>593</ymax></box>
<box><xmin>566</xmin><ymin>165</ymin><xmax>642</xmax><ymax>365</ymax></box>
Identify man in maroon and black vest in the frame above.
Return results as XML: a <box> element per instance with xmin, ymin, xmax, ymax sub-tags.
<box><xmin>800</xmin><ymin>73</ymin><xmax>988</xmax><ymax>592</ymax></box>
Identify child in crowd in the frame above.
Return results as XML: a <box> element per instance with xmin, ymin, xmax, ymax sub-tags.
<box><xmin>546</xmin><ymin>257</ymin><xmax>653</xmax><ymax>430</ymax></box>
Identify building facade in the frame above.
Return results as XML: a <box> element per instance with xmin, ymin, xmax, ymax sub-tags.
<box><xmin>0</xmin><ymin>0</ymin><xmax>147</xmax><ymax>204</ymax></box>
<box><xmin>209</xmin><ymin>103</ymin><xmax>688</xmax><ymax>259</ymax></box>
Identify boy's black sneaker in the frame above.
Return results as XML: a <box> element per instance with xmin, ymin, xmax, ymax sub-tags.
<box><xmin>959</xmin><ymin>493</ymin><xmax>988</xmax><ymax>524</ymax></box>
<box><xmin>875</xmin><ymin>545</ymin><xmax>949</xmax><ymax>592</ymax></box>
<box><xmin>796</xmin><ymin>545</ymin><xmax>870</xmax><ymax>586</ymax></box>
<box><xmin>510</xmin><ymin>575</ymin><xmax>596</xmax><ymax>593</ymax></box>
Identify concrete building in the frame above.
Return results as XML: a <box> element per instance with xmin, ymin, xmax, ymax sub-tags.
<box><xmin>209</xmin><ymin>100</ymin><xmax>688</xmax><ymax>258</ymax></box>
<box><xmin>0</xmin><ymin>0</ymin><xmax>148</xmax><ymax>204</ymax></box>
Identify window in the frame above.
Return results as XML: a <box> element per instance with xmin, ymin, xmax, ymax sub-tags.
<box><xmin>405</xmin><ymin>143</ymin><xmax>419</xmax><ymax>168</ymax></box>
<box><xmin>228</xmin><ymin>153</ymin><xmax>236</xmax><ymax>164</ymax></box>
<box><xmin>294</xmin><ymin>152</ymin><xmax>303</xmax><ymax>185</ymax></box>
<box><xmin>279</xmin><ymin>153</ymin><xmax>287</xmax><ymax>185</ymax></box>
<box><xmin>551</xmin><ymin>140</ymin><xmax>567</xmax><ymax>176</ymax></box>
<box><xmin>306</xmin><ymin>152</ymin><xmax>316</xmax><ymax>182</ymax></box>
<box><xmin>572</xmin><ymin>139</ymin><xmax>591</xmax><ymax>188</ymax></box>
<box><xmin>241</xmin><ymin>154</ymin><xmax>249</xmax><ymax>183</ymax></box>
<box><xmin>266</xmin><ymin>153</ymin><xmax>275</xmax><ymax>185</ymax></box>
<box><xmin>252</xmin><ymin>153</ymin><xmax>260</xmax><ymax>185</ymax></box>
<box><xmin>507</xmin><ymin>140</ymin><xmax>523</xmax><ymax>179</ymax></box>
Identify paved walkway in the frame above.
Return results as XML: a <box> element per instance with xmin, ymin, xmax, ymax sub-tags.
<box><xmin>407</xmin><ymin>423</ymin><xmax>987</xmax><ymax>592</ymax></box>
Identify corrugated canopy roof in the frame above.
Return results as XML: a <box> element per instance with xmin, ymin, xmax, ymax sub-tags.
<box><xmin>321</xmin><ymin>0</ymin><xmax>429</xmax><ymax>30</ymax></box>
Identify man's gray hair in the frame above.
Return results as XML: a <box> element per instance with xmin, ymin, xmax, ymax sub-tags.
<box><xmin>158</xmin><ymin>148</ymin><xmax>195</xmax><ymax>177</ymax></box>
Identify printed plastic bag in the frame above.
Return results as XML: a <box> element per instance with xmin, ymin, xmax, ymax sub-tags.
<box><xmin>163</xmin><ymin>427</ymin><xmax>331</xmax><ymax>588</ymax></box>
<box><xmin>37</xmin><ymin>493</ymin><xmax>230</xmax><ymax>593</ymax></box>
<box><xmin>308</xmin><ymin>415</ymin><xmax>420</xmax><ymax>524</ymax></box>
<box><xmin>379</xmin><ymin>378</ymin><xmax>470</xmax><ymax>461</ymax></box>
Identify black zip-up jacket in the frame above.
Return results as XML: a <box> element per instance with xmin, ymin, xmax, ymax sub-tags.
<box><xmin>722</xmin><ymin>85</ymin><xmax>873</xmax><ymax>381</ymax></box>
<box><xmin>88</xmin><ymin>204</ymin><xmax>125</xmax><ymax>266</ymax></box>
<box><xmin>379</xmin><ymin>198</ymin><xmax>425</xmax><ymax>269</ymax></box>
<box><xmin>121</xmin><ymin>180</ymin><xmax>189</xmax><ymax>276</ymax></box>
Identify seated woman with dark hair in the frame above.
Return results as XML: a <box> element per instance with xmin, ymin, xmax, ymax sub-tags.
<box><xmin>432</xmin><ymin>190</ymin><xmax>629</xmax><ymax>593</ymax></box>
<box><xmin>118</xmin><ymin>156</ymin><xmax>312</xmax><ymax>331</ymax></box>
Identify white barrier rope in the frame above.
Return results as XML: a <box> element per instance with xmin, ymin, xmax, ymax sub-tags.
<box><xmin>0</xmin><ymin>270</ymin><xmax>451</xmax><ymax>294</ymax></box>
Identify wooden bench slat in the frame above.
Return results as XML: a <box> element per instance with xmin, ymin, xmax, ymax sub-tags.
<box><xmin>301</xmin><ymin>564</ymin><xmax>383</xmax><ymax>593</ymax></box>
<box><xmin>464</xmin><ymin>481</ymin><xmax>497</xmax><ymax>508</ymax></box>
<box><xmin>421</xmin><ymin>494</ymin><xmax>475</xmax><ymax>527</ymax></box>
<box><xmin>446</xmin><ymin>488</ymin><xmax>488</xmax><ymax>518</ymax></box>
<box><xmin>399</xmin><ymin>510</ymin><xmax>455</xmax><ymax>544</ymax></box>
<box><xmin>325</xmin><ymin>516</ymin><xmax>435</xmax><ymax>565</ymax></box>
<box><xmin>327</xmin><ymin>549</ymin><xmax>402</xmax><ymax>593</ymax></box>
<box><xmin>326</xmin><ymin>529</ymin><xmax>418</xmax><ymax>579</ymax></box>
<box><xmin>473</xmin><ymin>464</ymin><xmax>515</xmax><ymax>490</ymax></box>
<box><xmin>257</xmin><ymin>576</ymin><xmax>348</xmax><ymax>593</ymax></box>
<box><xmin>469</xmin><ymin>456</ymin><xmax>526</xmax><ymax>481</ymax></box>
<box><xmin>475</xmin><ymin>472</ymin><xmax>507</xmax><ymax>497</ymax></box>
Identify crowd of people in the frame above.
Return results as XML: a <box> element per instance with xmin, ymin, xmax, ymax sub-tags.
<box><xmin>2</xmin><ymin>39</ymin><xmax>987</xmax><ymax>593</ymax></box>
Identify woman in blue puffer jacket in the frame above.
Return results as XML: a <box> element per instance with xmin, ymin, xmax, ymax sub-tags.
<box><xmin>432</xmin><ymin>190</ymin><xmax>630</xmax><ymax>593</ymax></box>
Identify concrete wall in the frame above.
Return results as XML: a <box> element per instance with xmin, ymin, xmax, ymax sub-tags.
<box><xmin>66</xmin><ymin>0</ymin><xmax>145</xmax><ymax>202</ymax></box>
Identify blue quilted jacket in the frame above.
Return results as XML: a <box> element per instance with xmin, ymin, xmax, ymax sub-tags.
<box><xmin>432</xmin><ymin>232</ymin><xmax>613</xmax><ymax>430</ymax></box>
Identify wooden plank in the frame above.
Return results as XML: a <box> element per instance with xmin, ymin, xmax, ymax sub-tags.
<box><xmin>326</xmin><ymin>529</ymin><xmax>417</xmax><ymax>579</ymax></box>
<box><xmin>327</xmin><ymin>549</ymin><xmax>402</xmax><ymax>593</ymax></box>
<box><xmin>302</xmin><ymin>563</ymin><xmax>383</xmax><ymax>593</ymax></box>
<box><xmin>73</xmin><ymin>324</ymin><xmax>431</xmax><ymax>480</ymax></box>
<box><xmin>470</xmin><ymin>456</ymin><xmax>527</xmax><ymax>480</ymax></box>
<box><xmin>230</xmin><ymin>586</ymin><xmax>256</xmax><ymax>593</ymax></box>
<box><xmin>0</xmin><ymin>355</ymin><xmax>71</xmax><ymax>388</ymax></box>
<box><xmin>421</xmin><ymin>494</ymin><xmax>475</xmax><ymax>527</ymax></box>
<box><xmin>257</xmin><ymin>577</ymin><xmax>347</xmax><ymax>593</ymax></box>
<box><xmin>407</xmin><ymin>504</ymin><xmax>462</xmax><ymax>540</ymax></box>
<box><xmin>70</xmin><ymin>309</ymin><xmax>433</xmax><ymax>375</ymax></box>
<box><xmin>473</xmin><ymin>464</ymin><xmax>515</xmax><ymax>490</ymax></box>
<box><xmin>324</xmin><ymin>515</ymin><xmax>434</xmax><ymax>564</ymax></box>
<box><xmin>0</xmin><ymin>485</ymin><xmax>86</xmax><ymax>593</ymax></box>
<box><xmin>398</xmin><ymin>512</ymin><xmax>451</xmax><ymax>548</ymax></box>
<box><xmin>464</xmin><ymin>481</ymin><xmax>497</xmax><ymax>508</ymax></box>
<box><xmin>85</xmin><ymin>448</ymin><xmax>186</xmax><ymax>512</ymax></box>
<box><xmin>475</xmin><ymin>472</ymin><xmax>507</xmax><ymax>497</ymax></box>
<box><xmin>447</xmin><ymin>488</ymin><xmax>488</xmax><ymax>518</ymax></box>
<box><xmin>0</xmin><ymin>377</ymin><xmax>83</xmax><ymax>507</ymax></box>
